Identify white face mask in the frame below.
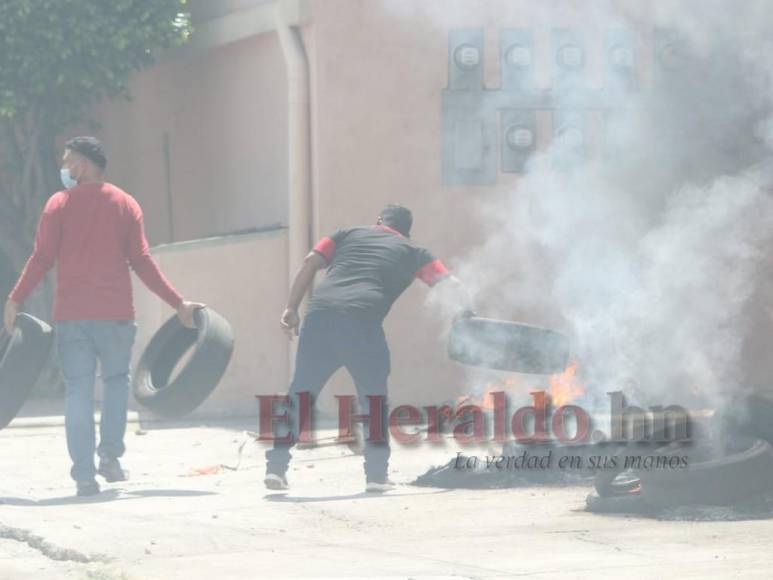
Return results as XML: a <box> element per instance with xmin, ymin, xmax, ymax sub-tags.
<box><xmin>60</xmin><ymin>167</ymin><xmax>77</xmax><ymax>189</ymax></box>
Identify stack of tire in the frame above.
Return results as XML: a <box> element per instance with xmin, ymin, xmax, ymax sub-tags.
<box><xmin>589</xmin><ymin>398</ymin><xmax>773</xmax><ymax>512</ymax></box>
<box><xmin>0</xmin><ymin>307</ymin><xmax>234</xmax><ymax>429</ymax></box>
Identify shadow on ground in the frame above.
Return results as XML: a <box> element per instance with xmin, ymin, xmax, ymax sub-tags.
<box><xmin>0</xmin><ymin>488</ymin><xmax>217</xmax><ymax>507</ymax></box>
<box><xmin>264</xmin><ymin>488</ymin><xmax>453</xmax><ymax>503</ymax></box>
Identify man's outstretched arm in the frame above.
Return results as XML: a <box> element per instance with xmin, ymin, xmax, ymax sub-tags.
<box><xmin>127</xmin><ymin>202</ymin><xmax>204</xmax><ymax>328</ymax></box>
<box><xmin>438</xmin><ymin>274</ymin><xmax>476</xmax><ymax>318</ymax></box>
<box><xmin>280</xmin><ymin>251</ymin><xmax>328</xmax><ymax>339</ymax></box>
<box><xmin>4</xmin><ymin>199</ymin><xmax>61</xmax><ymax>333</ymax></box>
<box><xmin>432</xmin><ymin>274</ymin><xmax>476</xmax><ymax>319</ymax></box>
<box><xmin>416</xmin><ymin>257</ymin><xmax>475</xmax><ymax>318</ymax></box>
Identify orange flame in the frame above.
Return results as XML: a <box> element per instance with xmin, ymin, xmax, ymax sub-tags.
<box><xmin>456</xmin><ymin>377</ymin><xmax>523</xmax><ymax>411</ymax></box>
<box><xmin>549</xmin><ymin>361</ymin><xmax>585</xmax><ymax>407</ymax></box>
<box><xmin>458</xmin><ymin>368</ymin><xmax>585</xmax><ymax>411</ymax></box>
<box><xmin>456</xmin><ymin>388</ymin><xmax>496</xmax><ymax>411</ymax></box>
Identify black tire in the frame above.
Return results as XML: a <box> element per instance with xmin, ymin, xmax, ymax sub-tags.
<box><xmin>132</xmin><ymin>307</ymin><xmax>234</xmax><ymax>417</ymax></box>
<box><xmin>448</xmin><ymin>317</ymin><xmax>570</xmax><ymax>374</ymax></box>
<box><xmin>594</xmin><ymin>468</ymin><xmax>642</xmax><ymax>497</ymax></box>
<box><xmin>585</xmin><ymin>490</ymin><xmax>648</xmax><ymax>514</ymax></box>
<box><xmin>640</xmin><ymin>437</ymin><xmax>773</xmax><ymax>508</ymax></box>
<box><xmin>593</xmin><ymin>438</ymin><xmax>666</xmax><ymax>497</ymax></box>
<box><xmin>0</xmin><ymin>313</ymin><xmax>54</xmax><ymax>429</ymax></box>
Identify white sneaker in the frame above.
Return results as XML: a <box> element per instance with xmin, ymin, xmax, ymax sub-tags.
<box><xmin>365</xmin><ymin>478</ymin><xmax>396</xmax><ymax>493</ymax></box>
<box><xmin>264</xmin><ymin>473</ymin><xmax>289</xmax><ymax>490</ymax></box>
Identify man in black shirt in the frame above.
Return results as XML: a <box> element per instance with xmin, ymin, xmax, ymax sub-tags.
<box><xmin>265</xmin><ymin>204</ymin><xmax>472</xmax><ymax>492</ymax></box>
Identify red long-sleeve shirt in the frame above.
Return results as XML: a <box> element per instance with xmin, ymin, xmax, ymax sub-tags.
<box><xmin>8</xmin><ymin>182</ymin><xmax>183</xmax><ymax>321</ymax></box>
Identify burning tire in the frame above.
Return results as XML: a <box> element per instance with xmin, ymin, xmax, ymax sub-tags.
<box><xmin>594</xmin><ymin>442</ymin><xmax>665</xmax><ymax>498</ymax></box>
<box><xmin>585</xmin><ymin>489</ymin><xmax>647</xmax><ymax>514</ymax></box>
<box><xmin>0</xmin><ymin>313</ymin><xmax>54</xmax><ymax>429</ymax></box>
<box><xmin>594</xmin><ymin>467</ymin><xmax>642</xmax><ymax>497</ymax></box>
<box><xmin>639</xmin><ymin>437</ymin><xmax>773</xmax><ymax>508</ymax></box>
<box><xmin>132</xmin><ymin>307</ymin><xmax>234</xmax><ymax>417</ymax></box>
<box><xmin>447</xmin><ymin>317</ymin><xmax>570</xmax><ymax>374</ymax></box>
<box><xmin>593</xmin><ymin>432</ymin><xmax>671</xmax><ymax>497</ymax></box>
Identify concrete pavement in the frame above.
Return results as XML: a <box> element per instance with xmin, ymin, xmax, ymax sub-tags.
<box><xmin>1</xmin><ymin>418</ymin><xmax>772</xmax><ymax>579</ymax></box>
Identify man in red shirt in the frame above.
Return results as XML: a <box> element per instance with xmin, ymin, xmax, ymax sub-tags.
<box><xmin>3</xmin><ymin>136</ymin><xmax>203</xmax><ymax>496</ymax></box>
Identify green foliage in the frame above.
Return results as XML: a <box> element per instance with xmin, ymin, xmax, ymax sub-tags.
<box><xmin>0</xmin><ymin>0</ymin><xmax>191</xmax><ymax>131</ymax></box>
<box><xmin>0</xmin><ymin>0</ymin><xmax>191</xmax><ymax>291</ymax></box>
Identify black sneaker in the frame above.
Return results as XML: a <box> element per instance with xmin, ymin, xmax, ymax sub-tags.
<box><xmin>264</xmin><ymin>473</ymin><xmax>289</xmax><ymax>491</ymax></box>
<box><xmin>76</xmin><ymin>480</ymin><xmax>101</xmax><ymax>497</ymax></box>
<box><xmin>97</xmin><ymin>457</ymin><xmax>128</xmax><ymax>483</ymax></box>
<box><xmin>365</xmin><ymin>477</ymin><xmax>396</xmax><ymax>493</ymax></box>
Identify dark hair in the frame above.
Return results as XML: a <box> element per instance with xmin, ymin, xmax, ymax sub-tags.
<box><xmin>65</xmin><ymin>136</ymin><xmax>107</xmax><ymax>170</ymax></box>
<box><xmin>379</xmin><ymin>204</ymin><xmax>413</xmax><ymax>237</ymax></box>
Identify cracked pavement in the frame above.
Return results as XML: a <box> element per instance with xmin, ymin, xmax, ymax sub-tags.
<box><xmin>2</xmin><ymin>419</ymin><xmax>773</xmax><ymax>579</ymax></box>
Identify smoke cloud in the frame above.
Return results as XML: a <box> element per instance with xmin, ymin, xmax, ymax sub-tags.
<box><xmin>422</xmin><ymin>0</ymin><xmax>773</xmax><ymax>409</ymax></box>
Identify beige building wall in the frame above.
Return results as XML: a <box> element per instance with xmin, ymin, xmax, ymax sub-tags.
<box><xmin>86</xmin><ymin>0</ymin><xmax>654</xmax><ymax>416</ymax></box>
<box><xmin>91</xmin><ymin>31</ymin><xmax>288</xmax><ymax>246</ymax></box>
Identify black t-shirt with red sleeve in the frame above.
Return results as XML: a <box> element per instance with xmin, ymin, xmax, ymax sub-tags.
<box><xmin>307</xmin><ymin>225</ymin><xmax>449</xmax><ymax>321</ymax></box>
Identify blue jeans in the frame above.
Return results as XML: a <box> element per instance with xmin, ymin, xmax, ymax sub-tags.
<box><xmin>55</xmin><ymin>320</ymin><xmax>137</xmax><ymax>482</ymax></box>
<box><xmin>266</xmin><ymin>310</ymin><xmax>392</xmax><ymax>481</ymax></box>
